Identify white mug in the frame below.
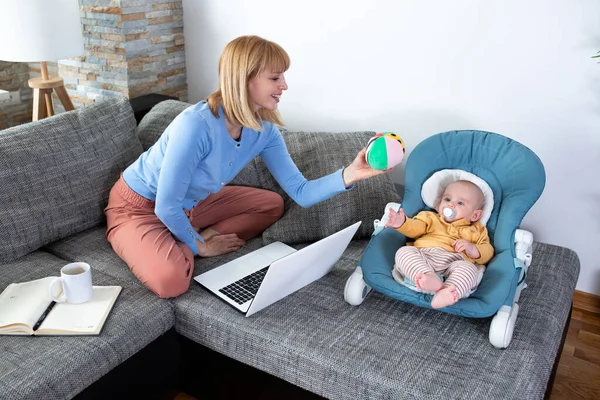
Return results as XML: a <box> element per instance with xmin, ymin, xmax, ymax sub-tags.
<box><xmin>49</xmin><ymin>262</ymin><xmax>93</xmax><ymax>304</ymax></box>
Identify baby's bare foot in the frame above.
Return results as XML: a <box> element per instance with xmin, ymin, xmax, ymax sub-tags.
<box><xmin>431</xmin><ymin>285</ymin><xmax>459</xmax><ymax>309</ymax></box>
<box><xmin>415</xmin><ymin>272</ymin><xmax>443</xmax><ymax>292</ymax></box>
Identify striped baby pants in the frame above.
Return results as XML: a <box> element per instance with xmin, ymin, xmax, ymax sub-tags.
<box><xmin>395</xmin><ymin>246</ymin><xmax>480</xmax><ymax>299</ymax></box>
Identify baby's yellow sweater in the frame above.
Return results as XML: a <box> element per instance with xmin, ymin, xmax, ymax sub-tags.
<box><xmin>396</xmin><ymin>211</ymin><xmax>494</xmax><ymax>264</ymax></box>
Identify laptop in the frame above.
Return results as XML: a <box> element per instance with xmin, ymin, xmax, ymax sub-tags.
<box><xmin>194</xmin><ymin>221</ymin><xmax>361</xmax><ymax>317</ymax></box>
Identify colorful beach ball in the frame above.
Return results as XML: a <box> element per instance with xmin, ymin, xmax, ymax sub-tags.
<box><xmin>365</xmin><ymin>132</ymin><xmax>406</xmax><ymax>170</ymax></box>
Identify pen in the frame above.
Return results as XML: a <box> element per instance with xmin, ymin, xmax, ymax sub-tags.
<box><xmin>32</xmin><ymin>301</ymin><xmax>56</xmax><ymax>332</ymax></box>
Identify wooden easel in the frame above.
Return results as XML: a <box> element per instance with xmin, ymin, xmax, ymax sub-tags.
<box><xmin>28</xmin><ymin>62</ymin><xmax>74</xmax><ymax>121</ymax></box>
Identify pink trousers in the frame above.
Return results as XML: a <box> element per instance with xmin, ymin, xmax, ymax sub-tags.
<box><xmin>105</xmin><ymin>177</ymin><xmax>284</xmax><ymax>298</ymax></box>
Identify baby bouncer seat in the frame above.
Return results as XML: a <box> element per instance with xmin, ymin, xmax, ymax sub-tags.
<box><xmin>344</xmin><ymin>130</ymin><xmax>545</xmax><ymax>348</ymax></box>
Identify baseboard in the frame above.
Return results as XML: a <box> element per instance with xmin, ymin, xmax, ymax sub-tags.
<box><xmin>573</xmin><ymin>290</ymin><xmax>600</xmax><ymax>314</ymax></box>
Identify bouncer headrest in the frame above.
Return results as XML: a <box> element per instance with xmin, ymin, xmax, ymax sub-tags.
<box><xmin>421</xmin><ymin>169</ymin><xmax>495</xmax><ymax>226</ymax></box>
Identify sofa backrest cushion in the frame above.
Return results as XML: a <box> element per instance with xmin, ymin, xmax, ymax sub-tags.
<box><xmin>0</xmin><ymin>96</ymin><xmax>142</xmax><ymax>263</ymax></box>
<box><xmin>136</xmin><ymin>99</ymin><xmax>191</xmax><ymax>151</ymax></box>
<box><xmin>136</xmin><ymin>99</ymin><xmax>262</xmax><ymax>188</ymax></box>
<box><xmin>259</xmin><ymin>130</ymin><xmax>402</xmax><ymax>244</ymax></box>
<box><xmin>136</xmin><ymin>101</ymin><xmax>401</xmax><ymax>243</ymax></box>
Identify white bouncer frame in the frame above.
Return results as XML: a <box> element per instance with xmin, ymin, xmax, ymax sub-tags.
<box><xmin>343</xmin><ymin>205</ymin><xmax>534</xmax><ymax>349</ymax></box>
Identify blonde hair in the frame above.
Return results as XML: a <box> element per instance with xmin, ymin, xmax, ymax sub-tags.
<box><xmin>207</xmin><ymin>35</ymin><xmax>290</xmax><ymax>131</ymax></box>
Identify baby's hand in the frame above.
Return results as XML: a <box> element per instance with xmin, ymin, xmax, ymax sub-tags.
<box><xmin>452</xmin><ymin>239</ymin><xmax>480</xmax><ymax>259</ymax></box>
<box><xmin>385</xmin><ymin>207</ymin><xmax>406</xmax><ymax>229</ymax></box>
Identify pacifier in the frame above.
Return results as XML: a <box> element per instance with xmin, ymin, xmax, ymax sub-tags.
<box><xmin>442</xmin><ymin>207</ymin><xmax>456</xmax><ymax>221</ymax></box>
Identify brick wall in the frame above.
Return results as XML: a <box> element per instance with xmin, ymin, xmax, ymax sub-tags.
<box><xmin>0</xmin><ymin>62</ymin><xmax>33</xmax><ymax>129</ymax></box>
<box><xmin>8</xmin><ymin>0</ymin><xmax>188</xmax><ymax>119</ymax></box>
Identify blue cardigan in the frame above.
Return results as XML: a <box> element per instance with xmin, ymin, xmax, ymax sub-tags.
<box><xmin>123</xmin><ymin>101</ymin><xmax>350</xmax><ymax>254</ymax></box>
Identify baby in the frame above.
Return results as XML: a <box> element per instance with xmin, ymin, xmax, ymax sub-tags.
<box><xmin>385</xmin><ymin>180</ymin><xmax>494</xmax><ymax>309</ymax></box>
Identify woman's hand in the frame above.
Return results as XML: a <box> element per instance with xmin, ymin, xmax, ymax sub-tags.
<box><xmin>385</xmin><ymin>207</ymin><xmax>406</xmax><ymax>229</ymax></box>
<box><xmin>196</xmin><ymin>234</ymin><xmax>245</xmax><ymax>257</ymax></box>
<box><xmin>342</xmin><ymin>148</ymin><xmax>391</xmax><ymax>187</ymax></box>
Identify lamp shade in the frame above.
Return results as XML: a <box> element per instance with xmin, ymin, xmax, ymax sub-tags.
<box><xmin>0</xmin><ymin>0</ymin><xmax>84</xmax><ymax>62</ymax></box>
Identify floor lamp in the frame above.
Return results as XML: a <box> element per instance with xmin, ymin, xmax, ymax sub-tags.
<box><xmin>0</xmin><ymin>0</ymin><xmax>84</xmax><ymax>121</ymax></box>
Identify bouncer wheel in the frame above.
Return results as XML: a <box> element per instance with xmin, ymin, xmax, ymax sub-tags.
<box><xmin>489</xmin><ymin>304</ymin><xmax>520</xmax><ymax>349</ymax></box>
<box><xmin>344</xmin><ymin>267</ymin><xmax>372</xmax><ymax>306</ymax></box>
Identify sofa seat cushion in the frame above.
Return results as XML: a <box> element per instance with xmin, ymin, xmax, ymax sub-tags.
<box><xmin>173</xmin><ymin>241</ymin><xmax>578</xmax><ymax>400</ymax></box>
<box><xmin>0</xmin><ymin>96</ymin><xmax>142</xmax><ymax>263</ymax></box>
<box><xmin>0</xmin><ymin>251</ymin><xmax>174</xmax><ymax>400</ymax></box>
<box><xmin>43</xmin><ymin>226</ymin><xmax>142</xmax><ymax>286</ymax></box>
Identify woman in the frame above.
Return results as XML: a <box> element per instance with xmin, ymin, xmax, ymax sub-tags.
<box><xmin>105</xmin><ymin>35</ymin><xmax>388</xmax><ymax>298</ymax></box>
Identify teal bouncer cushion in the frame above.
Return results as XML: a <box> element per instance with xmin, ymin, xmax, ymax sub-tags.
<box><xmin>359</xmin><ymin>130</ymin><xmax>545</xmax><ymax>318</ymax></box>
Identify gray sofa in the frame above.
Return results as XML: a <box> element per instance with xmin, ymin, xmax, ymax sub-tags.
<box><xmin>0</xmin><ymin>97</ymin><xmax>580</xmax><ymax>400</ymax></box>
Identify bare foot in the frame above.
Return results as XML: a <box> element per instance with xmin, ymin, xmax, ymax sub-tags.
<box><xmin>431</xmin><ymin>285</ymin><xmax>459</xmax><ymax>309</ymax></box>
<box><xmin>415</xmin><ymin>272</ymin><xmax>444</xmax><ymax>292</ymax></box>
<box><xmin>197</xmin><ymin>233</ymin><xmax>245</xmax><ymax>257</ymax></box>
<box><xmin>199</xmin><ymin>228</ymin><xmax>220</xmax><ymax>241</ymax></box>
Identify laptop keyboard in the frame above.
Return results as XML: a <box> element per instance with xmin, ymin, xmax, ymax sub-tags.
<box><xmin>218</xmin><ymin>266</ymin><xmax>270</xmax><ymax>305</ymax></box>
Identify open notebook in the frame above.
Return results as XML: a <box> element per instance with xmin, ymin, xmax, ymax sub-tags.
<box><xmin>0</xmin><ymin>277</ymin><xmax>121</xmax><ymax>336</ymax></box>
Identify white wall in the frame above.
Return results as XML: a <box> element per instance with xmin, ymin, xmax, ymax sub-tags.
<box><xmin>182</xmin><ymin>0</ymin><xmax>600</xmax><ymax>295</ymax></box>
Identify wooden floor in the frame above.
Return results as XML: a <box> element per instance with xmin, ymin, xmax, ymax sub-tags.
<box><xmin>174</xmin><ymin>291</ymin><xmax>600</xmax><ymax>400</ymax></box>
<box><xmin>173</xmin><ymin>394</ymin><xmax>196</xmax><ymax>400</ymax></box>
<box><xmin>549</xmin><ymin>290</ymin><xmax>600</xmax><ymax>399</ymax></box>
